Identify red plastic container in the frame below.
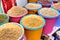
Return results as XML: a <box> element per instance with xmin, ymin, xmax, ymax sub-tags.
<box><xmin>43</xmin><ymin>18</ymin><xmax>57</xmax><ymax>35</ymax></box>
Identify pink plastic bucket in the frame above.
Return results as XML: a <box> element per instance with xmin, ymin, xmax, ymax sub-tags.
<box><xmin>8</xmin><ymin>9</ymin><xmax>28</xmax><ymax>23</ymax></box>
<box><xmin>9</xmin><ymin>17</ymin><xmax>22</xmax><ymax>23</ymax></box>
<box><xmin>43</xmin><ymin>18</ymin><xmax>57</xmax><ymax>35</ymax></box>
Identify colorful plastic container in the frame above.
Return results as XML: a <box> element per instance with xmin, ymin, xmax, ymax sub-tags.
<box><xmin>38</xmin><ymin>8</ymin><xmax>59</xmax><ymax>35</ymax></box>
<box><xmin>20</xmin><ymin>15</ymin><xmax>45</xmax><ymax>40</ymax></box>
<box><xmin>38</xmin><ymin>8</ymin><xmax>59</xmax><ymax>18</ymax></box>
<box><xmin>7</xmin><ymin>6</ymin><xmax>28</xmax><ymax>23</ymax></box>
<box><xmin>25</xmin><ymin>3</ymin><xmax>42</xmax><ymax>14</ymax></box>
<box><xmin>9</xmin><ymin>14</ymin><xmax>28</xmax><ymax>23</ymax></box>
<box><xmin>43</xmin><ymin>18</ymin><xmax>57</xmax><ymax>35</ymax></box>
<box><xmin>0</xmin><ymin>22</ymin><xmax>24</xmax><ymax>40</ymax></box>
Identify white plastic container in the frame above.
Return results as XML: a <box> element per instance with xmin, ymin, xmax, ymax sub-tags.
<box><xmin>16</xmin><ymin>0</ymin><xmax>27</xmax><ymax>7</ymax></box>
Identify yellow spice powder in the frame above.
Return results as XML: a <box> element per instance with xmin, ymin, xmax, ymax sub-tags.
<box><xmin>0</xmin><ymin>23</ymin><xmax>23</xmax><ymax>40</ymax></box>
<box><xmin>22</xmin><ymin>15</ymin><xmax>44</xmax><ymax>28</ymax></box>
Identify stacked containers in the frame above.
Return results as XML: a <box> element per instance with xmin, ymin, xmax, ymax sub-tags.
<box><xmin>38</xmin><ymin>8</ymin><xmax>59</xmax><ymax>35</ymax></box>
<box><xmin>20</xmin><ymin>15</ymin><xmax>45</xmax><ymax>40</ymax></box>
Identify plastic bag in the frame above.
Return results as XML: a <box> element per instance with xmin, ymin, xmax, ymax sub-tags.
<box><xmin>2</xmin><ymin>0</ymin><xmax>17</xmax><ymax>13</ymax></box>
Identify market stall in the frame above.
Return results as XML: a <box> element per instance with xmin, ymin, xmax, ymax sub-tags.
<box><xmin>0</xmin><ymin>0</ymin><xmax>60</xmax><ymax>40</ymax></box>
